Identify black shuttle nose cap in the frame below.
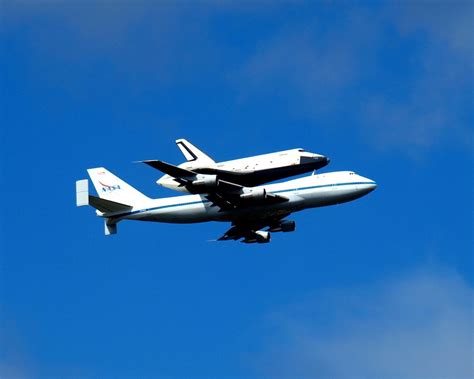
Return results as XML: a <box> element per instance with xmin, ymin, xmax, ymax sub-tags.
<box><xmin>319</xmin><ymin>155</ymin><xmax>330</xmax><ymax>167</ymax></box>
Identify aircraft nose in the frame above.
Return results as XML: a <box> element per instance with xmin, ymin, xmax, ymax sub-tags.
<box><xmin>356</xmin><ymin>176</ymin><xmax>377</xmax><ymax>195</ymax></box>
<box><xmin>364</xmin><ymin>179</ymin><xmax>377</xmax><ymax>193</ymax></box>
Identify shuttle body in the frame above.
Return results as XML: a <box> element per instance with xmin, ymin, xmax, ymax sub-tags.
<box><xmin>155</xmin><ymin>139</ymin><xmax>329</xmax><ymax>192</ymax></box>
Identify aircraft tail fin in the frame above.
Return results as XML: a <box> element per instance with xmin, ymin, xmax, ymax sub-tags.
<box><xmin>76</xmin><ymin>169</ymin><xmax>148</xmax><ymax>236</ymax></box>
<box><xmin>176</xmin><ymin>139</ymin><xmax>215</xmax><ymax>164</ymax></box>
<box><xmin>86</xmin><ymin>167</ymin><xmax>150</xmax><ymax>205</ymax></box>
<box><xmin>76</xmin><ymin>178</ymin><xmax>135</xmax><ymax>212</ymax></box>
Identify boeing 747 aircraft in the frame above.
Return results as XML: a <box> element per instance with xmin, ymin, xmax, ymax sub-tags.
<box><xmin>148</xmin><ymin>139</ymin><xmax>330</xmax><ymax>192</ymax></box>
<box><xmin>76</xmin><ymin>164</ymin><xmax>377</xmax><ymax>243</ymax></box>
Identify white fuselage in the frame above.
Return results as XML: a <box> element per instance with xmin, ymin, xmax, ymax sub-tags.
<box><xmin>106</xmin><ymin>171</ymin><xmax>377</xmax><ymax>224</ymax></box>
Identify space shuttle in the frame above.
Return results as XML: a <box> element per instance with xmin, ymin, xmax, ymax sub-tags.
<box><xmin>144</xmin><ymin>139</ymin><xmax>329</xmax><ymax>193</ymax></box>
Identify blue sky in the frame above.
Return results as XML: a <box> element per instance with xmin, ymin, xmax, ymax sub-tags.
<box><xmin>1</xmin><ymin>2</ymin><xmax>472</xmax><ymax>378</ymax></box>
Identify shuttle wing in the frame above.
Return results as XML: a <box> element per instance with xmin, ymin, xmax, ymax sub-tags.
<box><xmin>142</xmin><ymin>160</ymin><xmax>242</xmax><ymax>190</ymax></box>
<box><xmin>142</xmin><ymin>160</ymin><xmax>195</xmax><ymax>182</ymax></box>
<box><xmin>142</xmin><ymin>160</ymin><xmax>288</xmax><ymax>210</ymax></box>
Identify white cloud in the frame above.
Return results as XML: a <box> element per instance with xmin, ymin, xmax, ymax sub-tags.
<box><xmin>254</xmin><ymin>268</ymin><xmax>473</xmax><ymax>379</ymax></box>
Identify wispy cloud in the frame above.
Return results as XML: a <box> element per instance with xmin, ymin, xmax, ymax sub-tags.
<box><xmin>234</xmin><ymin>3</ymin><xmax>473</xmax><ymax>153</ymax></box>
<box><xmin>394</xmin><ymin>2</ymin><xmax>473</xmax><ymax>58</ymax></box>
<box><xmin>0</xmin><ymin>318</ymin><xmax>35</xmax><ymax>379</ymax></box>
<box><xmin>254</xmin><ymin>268</ymin><xmax>473</xmax><ymax>379</ymax></box>
<box><xmin>361</xmin><ymin>2</ymin><xmax>473</xmax><ymax>153</ymax></box>
<box><xmin>4</xmin><ymin>2</ymin><xmax>472</xmax><ymax>153</ymax></box>
<box><xmin>234</xmin><ymin>9</ymin><xmax>380</xmax><ymax>115</ymax></box>
<box><xmin>1</xmin><ymin>2</ymin><xmax>222</xmax><ymax>87</ymax></box>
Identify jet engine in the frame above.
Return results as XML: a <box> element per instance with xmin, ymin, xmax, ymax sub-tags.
<box><xmin>268</xmin><ymin>220</ymin><xmax>296</xmax><ymax>233</ymax></box>
<box><xmin>240</xmin><ymin>188</ymin><xmax>267</xmax><ymax>201</ymax></box>
<box><xmin>243</xmin><ymin>230</ymin><xmax>271</xmax><ymax>244</ymax></box>
<box><xmin>191</xmin><ymin>174</ymin><xmax>218</xmax><ymax>189</ymax></box>
<box><xmin>255</xmin><ymin>230</ymin><xmax>271</xmax><ymax>243</ymax></box>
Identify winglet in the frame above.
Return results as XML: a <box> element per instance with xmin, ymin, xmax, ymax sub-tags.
<box><xmin>76</xmin><ymin>179</ymin><xmax>89</xmax><ymax>206</ymax></box>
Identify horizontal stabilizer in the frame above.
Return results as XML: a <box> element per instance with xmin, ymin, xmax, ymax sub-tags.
<box><xmin>89</xmin><ymin>195</ymin><xmax>132</xmax><ymax>213</ymax></box>
<box><xmin>142</xmin><ymin>160</ymin><xmax>196</xmax><ymax>179</ymax></box>
<box><xmin>76</xmin><ymin>179</ymin><xmax>132</xmax><ymax>213</ymax></box>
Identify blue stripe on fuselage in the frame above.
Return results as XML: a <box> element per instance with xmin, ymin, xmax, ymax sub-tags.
<box><xmin>112</xmin><ymin>181</ymin><xmax>376</xmax><ymax>218</ymax></box>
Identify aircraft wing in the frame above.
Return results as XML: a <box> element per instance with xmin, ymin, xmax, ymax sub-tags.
<box><xmin>217</xmin><ymin>213</ymin><xmax>291</xmax><ymax>243</ymax></box>
<box><xmin>204</xmin><ymin>192</ymin><xmax>236</xmax><ymax>210</ymax></box>
<box><xmin>218</xmin><ymin>227</ymin><xmax>265</xmax><ymax>243</ymax></box>
<box><xmin>142</xmin><ymin>160</ymin><xmax>288</xmax><ymax>210</ymax></box>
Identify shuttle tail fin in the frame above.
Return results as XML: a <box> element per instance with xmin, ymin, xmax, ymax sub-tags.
<box><xmin>175</xmin><ymin>139</ymin><xmax>215</xmax><ymax>164</ymax></box>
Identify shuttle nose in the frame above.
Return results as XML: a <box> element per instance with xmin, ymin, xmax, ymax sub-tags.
<box><xmin>301</xmin><ymin>153</ymin><xmax>330</xmax><ymax>170</ymax></box>
<box><xmin>312</xmin><ymin>153</ymin><xmax>329</xmax><ymax>162</ymax></box>
<box><xmin>313</xmin><ymin>154</ymin><xmax>330</xmax><ymax>167</ymax></box>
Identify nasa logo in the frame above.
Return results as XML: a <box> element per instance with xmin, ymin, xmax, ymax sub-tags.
<box><xmin>99</xmin><ymin>181</ymin><xmax>121</xmax><ymax>193</ymax></box>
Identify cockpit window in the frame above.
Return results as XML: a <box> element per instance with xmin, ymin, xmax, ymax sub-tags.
<box><xmin>297</xmin><ymin>148</ymin><xmax>305</xmax><ymax>152</ymax></box>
